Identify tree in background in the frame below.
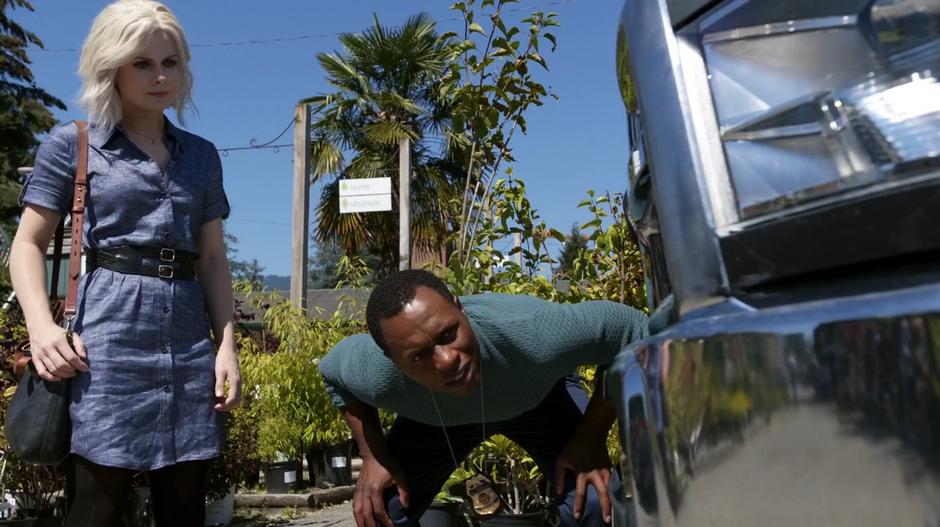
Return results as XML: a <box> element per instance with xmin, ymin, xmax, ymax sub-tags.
<box><xmin>443</xmin><ymin>0</ymin><xmax>559</xmax><ymax>264</ymax></box>
<box><xmin>568</xmin><ymin>190</ymin><xmax>645</xmax><ymax>307</ymax></box>
<box><xmin>0</xmin><ymin>0</ymin><xmax>66</xmax><ymax>291</ymax></box>
<box><xmin>308</xmin><ymin>239</ymin><xmax>345</xmax><ymax>290</ymax></box>
<box><xmin>225</xmin><ymin>230</ymin><xmax>266</xmax><ymax>286</ymax></box>
<box><xmin>556</xmin><ymin>224</ymin><xmax>587</xmax><ymax>279</ymax></box>
<box><xmin>309</xmin><ymin>238</ymin><xmax>384</xmax><ymax>290</ymax></box>
<box><xmin>308</xmin><ymin>13</ymin><xmax>461</xmax><ymax>277</ymax></box>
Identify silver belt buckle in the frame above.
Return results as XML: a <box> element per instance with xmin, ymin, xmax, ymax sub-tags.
<box><xmin>159</xmin><ymin>248</ymin><xmax>176</xmax><ymax>262</ymax></box>
<box><xmin>158</xmin><ymin>264</ymin><xmax>174</xmax><ymax>279</ymax></box>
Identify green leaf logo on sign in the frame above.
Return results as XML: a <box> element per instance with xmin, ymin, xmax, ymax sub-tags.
<box><xmin>341</xmin><ymin>181</ymin><xmax>348</xmax><ymax>192</ymax></box>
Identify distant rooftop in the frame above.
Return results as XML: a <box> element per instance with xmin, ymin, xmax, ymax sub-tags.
<box><xmin>234</xmin><ymin>288</ymin><xmax>370</xmax><ymax>329</ymax></box>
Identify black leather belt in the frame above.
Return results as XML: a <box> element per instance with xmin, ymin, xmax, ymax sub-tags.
<box><xmin>87</xmin><ymin>246</ymin><xmax>197</xmax><ymax>280</ymax></box>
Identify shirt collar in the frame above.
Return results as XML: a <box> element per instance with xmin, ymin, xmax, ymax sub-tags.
<box><xmin>88</xmin><ymin>116</ymin><xmax>186</xmax><ymax>153</ymax></box>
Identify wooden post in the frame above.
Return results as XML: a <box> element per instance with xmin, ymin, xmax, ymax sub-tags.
<box><xmin>290</xmin><ymin>103</ymin><xmax>310</xmax><ymax>309</ymax></box>
<box><xmin>399</xmin><ymin>137</ymin><xmax>411</xmax><ymax>271</ymax></box>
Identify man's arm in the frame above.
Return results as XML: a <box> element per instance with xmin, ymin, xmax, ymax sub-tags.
<box><xmin>534</xmin><ymin>299</ymin><xmax>649</xmax><ymax>369</ymax></box>
<box><xmin>343</xmin><ymin>398</ymin><xmax>410</xmax><ymax>527</ymax></box>
<box><xmin>553</xmin><ymin>373</ymin><xmax>615</xmax><ymax>523</ymax></box>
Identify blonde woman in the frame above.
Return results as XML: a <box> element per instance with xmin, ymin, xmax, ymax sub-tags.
<box><xmin>9</xmin><ymin>1</ymin><xmax>241</xmax><ymax>524</ymax></box>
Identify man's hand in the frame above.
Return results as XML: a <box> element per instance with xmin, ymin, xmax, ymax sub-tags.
<box><xmin>354</xmin><ymin>454</ymin><xmax>410</xmax><ymax>527</ymax></box>
<box><xmin>554</xmin><ymin>432</ymin><xmax>613</xmax><ymax>524</ymax></box>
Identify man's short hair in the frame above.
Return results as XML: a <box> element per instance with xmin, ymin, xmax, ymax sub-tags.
<box><xmin>366</xmin><ymin>270</ymin><xmax>454</xmax><ymax>353</ymax></box>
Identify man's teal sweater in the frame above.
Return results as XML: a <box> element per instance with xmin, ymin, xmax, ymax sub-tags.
<box><xmin>318</xmin><ymin>293</ymin><xmax>648</xmax><ymax>426</ymax></box>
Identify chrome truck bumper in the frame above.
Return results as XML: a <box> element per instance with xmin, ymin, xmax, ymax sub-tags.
<box><xmin>607</xmin><ymin>283</ymin><xmax>940</xmax><ymax>526</ymax></box>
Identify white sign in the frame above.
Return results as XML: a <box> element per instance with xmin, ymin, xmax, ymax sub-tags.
<box><xmin>340</xmin><ymin>194</ymin><xmax>393</xmax><ymax>213</ymax></box>
<box><xmin>283</xmin><ymin>470</ymin><xmax>296</xmax><ymax>484</ymax></box>
<box><xmin>339</xmin><ymin>177</ymin><xmax>391</xmax><ymax>197</ymax></box>
<box><xmin>331</xmin><ymin>456</ymin><xmax>347</xmax><ymax>468</ymax></box>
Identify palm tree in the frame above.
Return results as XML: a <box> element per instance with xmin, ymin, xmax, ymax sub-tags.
<box><xmin>307</xmin><ymin>13</ymin><xmax>461</xmax><ymax>276</ymax></box>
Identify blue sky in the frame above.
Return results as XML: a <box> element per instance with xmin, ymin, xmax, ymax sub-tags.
<box><xmin>17</xmin><ymin>0</ymin><xmax>629</xmax><ymax>276</ymax></box>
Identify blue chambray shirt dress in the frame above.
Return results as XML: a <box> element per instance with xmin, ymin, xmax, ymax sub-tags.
<box><xmin>19</xmin><ymin>119</ymin><xmax>229</xmax><ymax>470</ymax></box>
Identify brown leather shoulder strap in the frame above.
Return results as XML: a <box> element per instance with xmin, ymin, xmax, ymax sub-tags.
<box><xmin>64</xmin><ymin>120</ymin><xmax>89</xmax><ymax>318</ymax></box>
<box><xmin>49</xmin><ymin>221</ymin><xmax>64</xmax><ymax>303</ymax></box>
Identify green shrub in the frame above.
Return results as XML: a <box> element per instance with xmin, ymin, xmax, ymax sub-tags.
<box><xmin>236</xmin><ymin>284</ymin><xmax>363</xmax><ymax>462</ymax></box>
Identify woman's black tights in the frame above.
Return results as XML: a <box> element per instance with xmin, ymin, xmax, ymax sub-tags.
<box><xmin>65</xmin><ymin>455</ymin><xmax>209</xmax><ymax>527</ymax></box>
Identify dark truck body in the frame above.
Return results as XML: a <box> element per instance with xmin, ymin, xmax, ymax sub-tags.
<box><xmin>607</xmin><ymin>0</ymin><xmax>940</xmax><ymax>524</ymax></box>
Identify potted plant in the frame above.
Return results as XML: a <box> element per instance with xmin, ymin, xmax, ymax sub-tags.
<box><xmin>0</xmin><ymin>455</ymin><xmax>64</xmax><ymax>527</ymax></box>
<box><xmin>420</xmin><ymin>498</ymin><xmax>464</xmax><ymax>527</ymax></box>
<box><xmin>420</xmin><ymin>466</ymin><xmax>475</xmax><ymax>527</ymax></box>
<box><xmin>241</xmin><ymin>348</ymin><xmax>304</xmax><ymax>494</ymax></box>
<box><xmin>233</xmin><ymin>290</ymin><xmax>306</xmax><ymax>494</ymax></box>
<box><xmin>301</xmin><ymin>312</ymin><xmax>365</xmax><ymax>489</ymax></box>
<box><xmin>238</xmin><ymin>292</ymin><xmax>362</xmax><ymax>493</ymax></box>
<box><xmin>466</xmin><ymin>436</ymin><xmax>551</xmax><ymax>527</ymax></box>
<box><xmin>0</xmin><ymin>310</ymin><xmax>65</xmax><ymax>527</ymax></box>
<box><xmin>205</xmin><ymin>407</ymin><xmax>261</xmax><ymax>525</ymax></box>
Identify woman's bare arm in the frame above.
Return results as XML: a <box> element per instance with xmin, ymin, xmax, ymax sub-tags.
<box><xmin>10</xmin><ymin>204</ymin><xmax>88</xmax><ymax>381</ymax></box>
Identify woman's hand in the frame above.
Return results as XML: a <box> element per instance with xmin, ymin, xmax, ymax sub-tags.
<box><xmin>28</xmin><ymin>320</ymin><xmax>88</xmax><ymax>382</ymax></box>
<box><xmin>11</xmin><ymin>204</ymin><xmax>88</xmax><ymax>382</ymax></box>
<box><xmin>213</xmin><ymin>343</ymin><xmax>241</xmax><ymax>412</ymax></box>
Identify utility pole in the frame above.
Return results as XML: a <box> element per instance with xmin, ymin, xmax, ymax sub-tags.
<box><xmin>399</xmin><ymin>137</ymin><xmax>411</xmax><ymax>271</ymax></box>
<box><xmin>290</xmin><ymin>103</ymin><xmax>310</xmax><ymax>309</ymax></box>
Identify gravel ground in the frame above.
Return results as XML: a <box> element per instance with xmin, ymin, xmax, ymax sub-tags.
<box><xmin>233</xmin><ymin>501</ymin><xmax>357</xmax><ymax>527</ymax></box>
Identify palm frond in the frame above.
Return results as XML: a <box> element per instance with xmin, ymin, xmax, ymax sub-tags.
<box><xmin>308</xmin><ymin>12</ymin><xmax>466</xmax><ymax>272</ymax></box>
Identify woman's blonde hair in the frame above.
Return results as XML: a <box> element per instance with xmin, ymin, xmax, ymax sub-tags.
<box><xmin>78</xmin><ymin>0</ymin><xmax>193</xmax><ymax>131</ymax></box>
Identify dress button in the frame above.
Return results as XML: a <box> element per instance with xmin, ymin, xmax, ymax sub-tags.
<box><xmin>163</xmin><ymin>232</ymin><xmax>170</xmax><ymax>240</ymax></box>
<box><xmin>160</xmin><ymin>192</ymin><xmax>168</xmax><ymax>199</ymax></box>
<box><xmin>162</xmin><ymin>305</ymin><xmax>169</xmax><ymax>313</ymax></box>
<box><xmin>163</xmin><ymin>385</ymin><xmax>171</xmax><ymax>393</ymax></box>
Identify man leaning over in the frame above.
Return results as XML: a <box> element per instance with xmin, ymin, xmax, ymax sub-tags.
<box><xmin>318</xmin><ymin>270</ymin><xmax>648</xmax><ymax>527</ymax></box>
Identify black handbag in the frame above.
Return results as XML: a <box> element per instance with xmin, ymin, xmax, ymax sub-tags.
<box><xmin>5</xmin><ymin>363</ymin><xmax>72</xmax><ymax>465</ymax></box>
<box><xmin>4</xmin><ymin>120</ymin><xmax>89</xmax><ymax>466</ymax></box>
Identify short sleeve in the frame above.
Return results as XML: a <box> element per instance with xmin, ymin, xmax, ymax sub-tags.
<box><xmin>19</xmin><ymin>125</ymin><xmax>76</xmax><ymax>215</ymax></box>
<box><xmin>319</xmin><ymin>348</ymin><xmax>354</xmax><ymax>410</ymax></box>
<box><xmin>203</xmin><ymin>147</ymin><xmax>230</xmax><ymax>223</ymax></box>
<box><xmin>323</xmin><ymin>377</ymin><xmax>355</xmax><ymax>410</ymax></box>
<box><xmin>318</xmin><ymin>333</ymin><xmax>386</xmax><ymax>410</ymax></box>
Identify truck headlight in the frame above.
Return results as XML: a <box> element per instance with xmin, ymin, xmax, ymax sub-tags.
<box><xmin>699</xmin><ymin>0</ymin><xmax>940</xmax><ymax>220</ymax></box>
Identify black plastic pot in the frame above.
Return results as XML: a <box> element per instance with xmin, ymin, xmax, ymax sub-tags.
<box><xmin>305</xmin><ymin>447</ymin><xmax>325</xmax><ymax>487</ymax></box>
<box><xmin>306</xmin><ymin>441</ymin><xmax>353</xmax><ymax>488</ymax></box>
<box><xmin>323</xmin><ymin>441</ymin><xmax>353</xmax><ymax>486</ymax></box>
<box><xmin>419</xmin><ymin>502</ymin><xmax>461</xmax><ymax>527</ymax></box>
<box><xmin>263</xmin><ymin>460</ymin><xmax>302</xmax><ymax>494</ymax></box>
<box><xmin>479</xmin><ymin>511</ymin><xmax>546</xmax><ymax>527</ymax></box>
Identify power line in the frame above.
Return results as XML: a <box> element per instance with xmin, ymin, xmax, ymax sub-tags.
<box><xmin>31</xmin><ymin>0</ymin><xmax>574</xmax><ymax>53</ymax></box>
<box><xmin>227</xmin><ymin>218</ymin><xmax>291</xmax><ymax>227</ymax></box>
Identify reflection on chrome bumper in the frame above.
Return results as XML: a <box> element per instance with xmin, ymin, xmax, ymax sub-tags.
<box><xmin>607</xmin><ymin>283</ymin><xmax>940</xmax><ymax>526</ymax></box>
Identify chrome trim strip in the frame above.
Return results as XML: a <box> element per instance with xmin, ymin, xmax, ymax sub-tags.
<box><xmin>702</xmin><ymin>15</ymin><xmax>858</xmax><ymax>44</ymax></box>
<box><xmin>723</xmin><ymin>122</ymin><xmax>824</xmax><ymax>141</ymax></box>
